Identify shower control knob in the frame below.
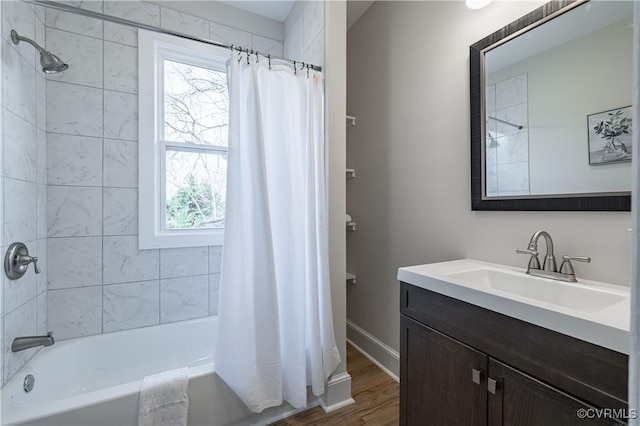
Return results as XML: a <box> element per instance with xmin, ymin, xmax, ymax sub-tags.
<box><xmin>4</xmin><ymin>242</ymin><xmax>41</xmax><ymax>280</ymax></box>
<box><xmin>17</xmin><ymin>254</ymin><xmax>40</xmax><ymax>274</ymax></box>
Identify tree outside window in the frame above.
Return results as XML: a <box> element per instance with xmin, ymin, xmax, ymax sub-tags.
<box><xmin>163</xmin><ymin>60</ymin><xmax>228</xmax><ymax>230</ymax></box>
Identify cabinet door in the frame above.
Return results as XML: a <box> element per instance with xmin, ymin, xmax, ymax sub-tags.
<box><xmin>488</xmin><ymin>359</ymin><xmax>620</xmax><ymax>426</ymax></box>
<box><xmin>400</xmin><ymin>315</ymin><xmax>488</xmax><ymax>426</ymax></box>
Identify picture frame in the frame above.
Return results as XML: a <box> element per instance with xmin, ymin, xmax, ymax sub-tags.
<box><xmin>587</xmin><ymin>106</ymin><xmax>633</xmax><ymax>165</ymax></box>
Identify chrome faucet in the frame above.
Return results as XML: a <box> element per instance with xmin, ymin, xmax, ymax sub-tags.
<box><xmin>12</xmin><ymin>332</ymin><xmax>54</xmax><ymax>352</ymax></box>
<box><xmin>516</xmin><ymin>230</ymin><xmax>590</xmax><ymax>283</ymax></box>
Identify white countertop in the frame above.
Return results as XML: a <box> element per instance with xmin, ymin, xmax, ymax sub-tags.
<box><xmin>397</xmin><ymin>259</ymin><xmax>630</xmax><ymax>354</ymax></box>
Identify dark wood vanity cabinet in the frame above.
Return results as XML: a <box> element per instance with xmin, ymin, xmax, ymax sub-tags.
<box><xmin>488</xmin><ymin>358</ymin><xmax>615</xmax><ymax>426</ymax></box>
<box><xmin>402</xmin><ymin>316</ymin><xmax>487</xmax><ymax>425</ymax></box>
<box><xmin>400</xmin><ymin>282</ymin><xmax>628</xmax><ymax>426</ymax></box>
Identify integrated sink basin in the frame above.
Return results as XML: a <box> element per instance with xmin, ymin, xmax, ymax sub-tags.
<box><xmin>397</xmin><ymin>259</ymin><xmax>630</xmax><ymax>354</ymax></box>
<box><xmin>442</xmin><ymin>268</ymin><xmax>626</xmax><ymax>313</ymax></box>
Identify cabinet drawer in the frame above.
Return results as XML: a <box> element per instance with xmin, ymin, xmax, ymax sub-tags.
<box><xmin>400</xmin><ymin>282</ymin><xmax>628</xmax><ymax>412</ymax></box>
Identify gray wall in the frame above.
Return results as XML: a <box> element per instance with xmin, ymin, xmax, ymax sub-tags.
<box><xmin>1</xmin><ymin>0</ymin><xmax>49</xmax><ymax>386</ymax></box>
<box><xmin>346</xmin><ymin>0</ymin><xmax>631</xmax><ymax>368</ymax></box>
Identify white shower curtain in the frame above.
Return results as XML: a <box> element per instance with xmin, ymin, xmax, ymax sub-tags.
<box><xmin>630</xmin><ymin>2</ymin><xmax>640</xmax><ymax>424</ymax></box>
<box><xmin>214</xmin><ymin>52</ymin><xmax>341</xmax><ymax>413</ymax></box>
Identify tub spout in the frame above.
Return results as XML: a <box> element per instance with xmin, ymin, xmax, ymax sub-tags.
<box><xmin>12</xmin><ymin>332</ymin><xmax>54</xmax><ymax>352</ymax></box>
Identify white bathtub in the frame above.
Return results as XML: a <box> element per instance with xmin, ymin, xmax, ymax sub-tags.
<box><xmin>1</xmin><ymin>317</ymin><xmax>315</xmax><ymax>426</ymax></box>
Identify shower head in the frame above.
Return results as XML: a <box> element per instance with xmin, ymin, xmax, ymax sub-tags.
<box><xmin>10</xmin><ymin>30</ymin><xmax>68</xmax><ymax>74</ymax></box>
<box><xmin>39</xmin><ymin>50</ymin><xmax>69</xmax><ymax>74</ymax></box>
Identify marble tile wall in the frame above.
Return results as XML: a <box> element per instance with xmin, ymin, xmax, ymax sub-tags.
<box><xmin>1</xmin><ymin>1</ymin><xmax>49</xmax><ymax>386</ymax></box>
<box><xmin>485</xmin><ymin>73</ymin><xmax>530</xmax><ymax>197</ymax></box>
<box><xmin>284</xmin><ymin>0</ymin><xmax>324</xmax><ymax>68</ymax></box>
<box><xmin>43</xmin><ymin>1</ymin><xmax>283</xmax><ymax>341</ymax></box>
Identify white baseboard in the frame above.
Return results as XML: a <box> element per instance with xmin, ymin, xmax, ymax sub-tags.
<box><xmin>346</xmin><ymin>320</ymin><xmax>400</xmax><ymax>382</ymax></box>
<box><xmin>320</xmin><ymin>371</ymin><xmax>355</xmax><ymax>413</ymax></box>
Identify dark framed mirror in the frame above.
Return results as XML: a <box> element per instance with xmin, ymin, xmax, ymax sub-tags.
<box><xmin>470</xmin><ymin>0</ymin><xmax>632</xmax><ymax>211</ymax></box>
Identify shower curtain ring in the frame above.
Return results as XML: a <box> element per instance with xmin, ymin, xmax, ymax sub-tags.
<box><xmin>268</xmin><ymin>54</ymin><xmax>271</xmax><ymax>70</ymax></box>
<box><xmin>237</xmin><ymin>46</ymin><xmax>243</xmax><ymax>63</ymax></box>
<box><xmin>294</xmin><ymin>60</ymin><xmax>297</xmax><ymax>74</ymax></box>
<box><xmin>247</xmin><ymin>49</ymin><xmax>251</xmax><ymax>65</ymax></box>
<box><xmin>306</xmin><ymin>64</ymin><xmax>309</xmax><ymax>78</ymax></box>
<box><xmin>255</xmin><ymin>51</ymin><xmax>259</xmax><ymax>63</ymax></box>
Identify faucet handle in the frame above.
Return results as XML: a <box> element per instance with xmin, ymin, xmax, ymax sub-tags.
<box><xmin>562</xmin><ymin>255</ymin><xmax>591</xmax><ymax>263</ymax></box>
<box><xmin>516</xmin><ymin>248</ymin><xmax>538</xmax><ymax>256</ymax></box>
<box><xmin>5</xmin><ymin>243</ymin><xmax>41</xmax><ymax>280</ymax></box>
<box><xmin>17</xmin><ymin>254</ymin><xmax>40</xmax><ymax>274</ymax></box>
<box><xmin>559</xmin><ymin>256</ymin><xmax>591</xmax><ymax>277</ymax></box>
<box><xmin>516</xmin><ymin>248</ymin><xmax>541</xmax><ymax>270</ymax></box>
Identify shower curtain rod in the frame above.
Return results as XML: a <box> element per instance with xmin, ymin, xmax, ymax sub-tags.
<box><xmin>487</xmin><ymin>115</ymin><xmax>523</xmax><ymax>130</ymax></box>
<box><xmin>25</xmin><ymin>0</ymin><xmax>322</xmax><ymax>72</ymax></box>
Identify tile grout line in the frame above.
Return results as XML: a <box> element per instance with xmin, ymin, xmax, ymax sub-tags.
<box><xmin>34</xmin><ymin>8</ymin><xmax>41</xmax><ymax>340</ymax></box>
<box><xmin>101</xmin><ymin>19</ymin><xmax>105</xmax><ymax>336</ymax></box>
<box><xmin>157</xmin><ymin>6</ymin><xmax>163</xmax><ymax>322</ymax></box>
<box><xmin>45</xmin><ymin>77</ymin><xmax>137</xmax><ymax>98</ymax></box>
<box><xmin>1</xmin><ymin>117</ymin><xmax>4</xmax><ymax>335</ymax></box>
<box><xmin>1</xmin><ymin>9</ymin><xmax>6</xmax><ymax>349</ymax></box>
<box><xmin>159</xmin><ymin>249</ymin><xmax>162</xmax><ymax>326</ymax></box>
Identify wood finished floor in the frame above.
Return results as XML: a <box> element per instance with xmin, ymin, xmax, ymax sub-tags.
<box><xmin>269</xmin><ymin>344</ymin><xmax>399</xmax><ymax>425</ymax></box>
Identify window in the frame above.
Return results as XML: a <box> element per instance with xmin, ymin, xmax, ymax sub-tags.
<box><xmin>139</xmin><ymin>30</ymin><xmax>229</xmax><ymax>248</ymax></box>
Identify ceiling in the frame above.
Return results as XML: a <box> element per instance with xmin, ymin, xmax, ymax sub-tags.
<box><xmin>219</xmin><ymin>1</ymin><xmax>295</xmax><ymax>22</ymax></box>
<box><xmin>219</xmin><ymin>0</ymin><xmax>374</xmax><ymax>27</ymax></box>
<box><xmin>347</xmin><ymin>1</ymin><xmax>374</xmax><ymax>29</ymax></box>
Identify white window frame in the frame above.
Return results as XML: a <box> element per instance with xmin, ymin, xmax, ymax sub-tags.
<box><xmin>139</xmin><ymin>29</ymin><xmax>229</xmax><ymax>249</ymax></box>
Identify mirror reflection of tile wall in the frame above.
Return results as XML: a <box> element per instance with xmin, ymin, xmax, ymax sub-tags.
<box><xmin>485</xmin><ymin>73</ymin><xmax>530</xmax><ymax>197</ymax></box>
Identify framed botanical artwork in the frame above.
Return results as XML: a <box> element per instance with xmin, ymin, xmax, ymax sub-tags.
<box><xmin>587</xmin><ymin>106</ymin><xmax>633</xmax><ymax>165</ymax></box>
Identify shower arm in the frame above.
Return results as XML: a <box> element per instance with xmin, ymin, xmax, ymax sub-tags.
<box><xmin>11</xmin><ymin>31</ymin><xmax>45</xmax><ymax>53</ymax></box>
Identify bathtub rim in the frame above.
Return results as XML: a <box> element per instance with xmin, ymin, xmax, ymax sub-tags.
<box><xmin>2</xmin><ymin>363</ymin><xmax>213</xmax><ymax>426</ymax></box>
<box><xmin>2</xmin><ymin>316</ymin><xmax>217</xmax><ymax>426</ymax></box>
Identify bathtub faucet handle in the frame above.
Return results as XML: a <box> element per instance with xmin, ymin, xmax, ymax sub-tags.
<box><xmin>17</xmin><ymin>254</ymin><xmax>40</xmax><ymax>274</ymax></box>
<box><xmin>5</xmin><ymin>242</ymin><xmax>41</xmax><ymax>280</ymax></box>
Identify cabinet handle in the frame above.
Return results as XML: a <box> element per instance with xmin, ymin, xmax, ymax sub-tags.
<box><xmin>472</xmin><ymin>368</ymin><xmax>482</xmax><ymax>385</ymax></box>
<box><xmin>488</xmin><ymin>378</ymin><xmax>498</xmax><ymax>394</ymax></box>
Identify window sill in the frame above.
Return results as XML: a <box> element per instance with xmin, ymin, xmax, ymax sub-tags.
<box><xmin>139</xmin><ymin>229</ymin><xmax>224</xmax><ymax>249</ymax></box>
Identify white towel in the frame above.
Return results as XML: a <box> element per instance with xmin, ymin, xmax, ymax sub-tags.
<box><xmin>138</xmin><ymin>367</ymin><xmax>189</xmax><ymax>426</ymax></box>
